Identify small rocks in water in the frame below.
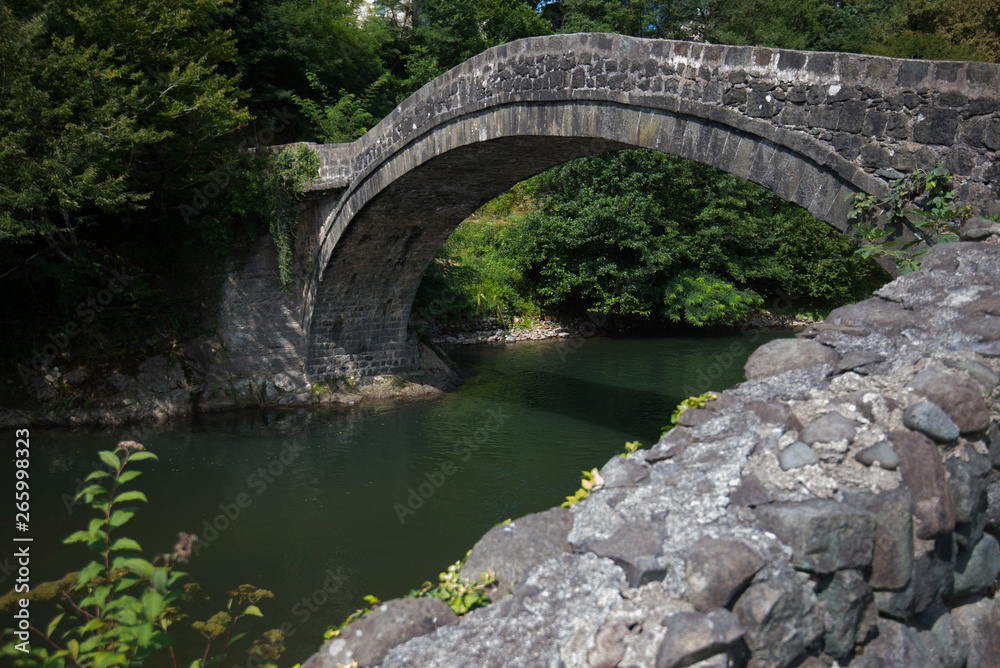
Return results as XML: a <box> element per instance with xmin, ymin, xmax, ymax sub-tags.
<box><xmin>778</xmin><ymin>441</ymin><xmax>819</xmax><ymax>470</ymax></box>
<box><xmin>903</xmin><ymin>400</ymin><xmax>960</xmax><ymax>443</ymax></box>
<box><xmin>854</xmin><ymin>440</ymin><xmax>900</xmax><ymax>470</ymax></box>
<box><xmin>504</xmin><ymin>335</ymin><xmax>516</xmax><ymax>344</ymax></box>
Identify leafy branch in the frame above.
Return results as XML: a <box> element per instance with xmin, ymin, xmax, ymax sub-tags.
<box><xmin>847</xmin><ymin>161</ymin><xmax>968</xmax><ymax>274</ymax></box>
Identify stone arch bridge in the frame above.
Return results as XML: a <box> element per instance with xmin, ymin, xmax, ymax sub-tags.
<box><xmin>288</xmin><ymin>33</ymin><xmax>1000</xmax><ymax>380</ymax></box>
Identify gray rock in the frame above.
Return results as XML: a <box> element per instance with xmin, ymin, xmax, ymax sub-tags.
<box><xmin>874</xmin><ymin>534</ymin><xmax>957</xmax><ymax>617</ymax></box>
<box><xmin>656</xmin><ymin>609</ymin><xmax>745</xmax><ymax>668</ymax></box>
<box><xmin>844</xmin><ymin>488</ymin><xmax>914</xmax><ymax>589</ymax></box>
<box><xmin>730</xmin><ymin>474</ymin><xmax>770</xmax><ymax>508</ymax></box>
<box><xmin>744</xmin><ymin>339</ymin><xmax>838</xmax><ymax>380</ymax></box>
<box><xmin>599</xmin><ymin>454</ymin><xmax>650</xmax><ymax>488</ymax></box>
<box><xmin>302</xmin><ymin>596</ymin><xmax>458</xmax><ymax>668</ymax></box>
<box><xmin>677</xmin><ymin>407</ymin><xmax>714</xmax><ymax>427</ymax></box>
<box><xmin>755</xmin><ymin>500</ymin><xmax>875</xmax><ymax>573</ymax></box>
<box><xmin>903</xmin><ymin>400</ymin><xmax>961</xmax><ymax>443</ymax></box>
<box><xmin>962</xmin><ymin>220</ymin><xmax>1000</xmax><ymax>239</ymax></box>
<box><xmin>987</xmin><ymin>479</ymin><xmax>1000</xmax><ymax>534</ymax></box>
<box><xmin>800</xmin><ymin>412</ymin><xmax>859</xmax><ymax>445</ymax></box>
<box><xmin>890</xmin><ymin>429</ymin><xmax>957</xmax><ymax>539</ymax></box>
<box><xmin>943</xmin><ymin>357</ymin><xmax>999</xmax><ymax>394</ymax></box>
<box><xmin>951</xmin><ymin>598</ymin><xmax>1000</xmax><ymax>668</ymax></box>
<box><xmin>908</xmin><ymin>368</ymin><xmax>990</xmax><ymax>434</ymax></box>
<box><xmin>826</xmin><ymin>297</ymin><xmax>920</xmax><ymax>332</ymax></box>
<box><xmin>744</xmin><ymin>400</ymin><xmax>802</xmax><ymax>431</ymax></box>
<box><xmin>379</xmin><ymin>553</ymin><xmax>626</xmax><ymax>668</ymax></box>
<box><xmin>684</xmin><ymin>538</ymin><xmax>765</xmax><ymax>612</ymax></box>
<box><xmin>954</xmin><ymin>533</ymin><xmax>1000</xmax><ymax>597</ymax></box>
<box><xmin>946</xmin><ymin>450</ymin><xmax>991</xmax><ymax>549</ymax></box>
<box><xmin>854</xmin><ymin>440</ymin><xmax>900</xmax><ymax>470</ymax></box>
<box><xmin>988</xmin><ymin>421</ymin><xmax>1000</xmax><ymax>469</ymax></box>
<box><xmin>778</xmin><ymin>441</ymin><xmax>820</xmax><ymax>470</ymax></box>
<box><xmin>849</xmin><ymin>619</ymin><xmax>937</xmax><ymax>668</ymax></box>
<box><xmin>646</xmin><ymin>426</ymin><xmax>695</xmax><ymax>463</ymax></box>
<box><xmin>817</xmin><ymin>569</ymin><xmax>873</xmax><ymax>661</ymax></box>
<box><xmin>836</xmin><ymin>349</ymin><xmax>886</xmax><ymax>374</ymax></box>
<box><xmin>732</xmin><ymin>574</ymin><xmax>825</xmax><ymax>668</ymax></box>
<box><xmin>461</xmin><ymin>507</ymin><xmax>573</xmax><ymax>599</ymax></box>
<box><xmin>579</xmin><ymin>520</ymin><xmax>666</xmax><ymax>587</ymax></box>
<box><xmin>916</xmin><ymin>612</ymin><xmax>970</xmax><ymax>668</ymax></box>
<box><xmin>587</xmin><ymin>622</ymin><xmax>629</xmax><ymax>668</ymax></box>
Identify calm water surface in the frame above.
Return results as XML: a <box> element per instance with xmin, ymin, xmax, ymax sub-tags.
<box><xmin>14</xmin><ymin>331</ymin><xmax>790</xmax><ymax>664</ymax></box>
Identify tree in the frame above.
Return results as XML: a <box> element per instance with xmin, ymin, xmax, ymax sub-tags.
<box><xmin>865</xmin><ymin>0</ymin><xmax>1000</xmax><ymax>61</ymax></box>
<box><xmin>0</xmin><ymin>0</ymin><xmax>250</xmax><ymax>245</ymax></box>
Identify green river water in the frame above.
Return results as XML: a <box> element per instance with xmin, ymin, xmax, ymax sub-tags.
<box><xmin>10</xmin><ymin>330</ymin><xmax>790</xmax><ymax>665</ymax></box>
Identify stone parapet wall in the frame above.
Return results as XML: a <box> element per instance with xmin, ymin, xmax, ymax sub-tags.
<box><xmin>304</xmin><ymin>242</ymin><xmax>1000</xmax><ymax>668</ymax></box>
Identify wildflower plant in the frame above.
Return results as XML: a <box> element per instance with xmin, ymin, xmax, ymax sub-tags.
<box><xmin>0</xmin><ymin>441</ymin><xmax>281</xmax><ymax>668</ymax></box>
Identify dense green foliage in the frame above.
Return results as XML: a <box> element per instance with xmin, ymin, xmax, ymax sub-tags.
<box><xmin>416</xmin><ymin>152</ymin><xmax>887</xmax><ymax>327</ymax></box>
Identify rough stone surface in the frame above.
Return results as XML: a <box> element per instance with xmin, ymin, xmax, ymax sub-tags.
<box><xmin>732</xmin><ymin>574</ymin><xmax>825</xmax><ymax>668</ymax></box>
<box><xmin>903</xmin><ymin>400</ymin><xmax>961</xmax><ymax>442</ymax></box>
<box><xmin>378</xmin><ymin>553</ymin><xmax>626</xmax><ymax>668</ymax></box>
<box><xmin>755</xmin><ymin>500</ymin><xmax>875</xmax><ymax>573</ymax></box>
<box><xmin>303</xmin><ymin>597</ymin><xmax>458</xmax><ymax>668</ymax></box>
<box><xmin>684</xmin><ymin>538</ymin><xmax>765</xmax><ymax>612</ymax></box>
<box><xmin>951</xmin><ymin>598</ymin><xmax>1000</xmax><ymax>668</ymax></box>
<box><xmin>778</xmin><ymin>441</ymin><xmax>820</xmax><ymax>470</ymax></box>
<box><xmin>854</xmin><ymin>440</ymin><xmax>900</xmax><ymax>470</ymax></box>
<box><xmin>577</xmin><ymin>521</ymin><xmax>667</xmax><ymax>587</ymax></box>
<box><xmin>849</xmin><ymin>619</ymin><xmax>938</xmax><ymax>668</ymax></box>
<box><xmin>461</xmin><ymin>507</ymin><xmax>573</xmax><ymax>599</ymax></box>
<box><xmin>953</xmin><ymin>533</ymin><xmax>1000</xmax><ymax>597</ymax></box>
<box><xmin>908</xmin><ymin>368</ymin><xmax>990</xmax><ymax>433</ymax></box>
<box><xmin>818</xmin><ymin>569</ymin><xmax>873</xmax><ymax>661</ymax></box>
<box><xmin>744</xmin><ymin>339</ymin><xmax>838</xmax><ymax>380</ymax></box>
<box><xmin>656</xmin><ymin>609</ymin><xmax>745</xmax><ymax>668</ymax></box>
<box><xmin>890</xmin><ymin>429</ymin><xmax>957</xmax><ymax>539</ymax></box>
<box><xmin>800</xmin><ymin>412</ymin><xmax>859</xmax><ymax>445</ymax></box>
<box><xmin>916</xmin><ymin>612</ymin><xmax>969</xmax><ymax>668</ymax></box>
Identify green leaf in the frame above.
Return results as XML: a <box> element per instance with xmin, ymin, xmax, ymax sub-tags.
<box><xmin>99</xmin><ymin>451</ymin><xmax>122</xmax><ymax>471</ymax></box>
<box><xmin>64</xmin><ymin>529</ymin><xmax>96</xmax><ymax>544</ymax></box>
<box><xmin>152</xmin><ymin>567</ymin><xmax>168</xmax><ymax>595</ymax></box>
<box><xmin>142</xmin><ymin>590</ymin><xmax>165</xmax><ymax>621</ymax></box>
<box><xmin>85</xmin><ymin>470</ymin><xmax>111</xmax><ymax>482</ymax></box>
<box><xmin>126</xmin><ymin>451</ymin><xmax>159</xmax><ymax>463</ymax></box>
<box><xmin>109</xmin><ymin>509</ymin><xmax>136</xmax><ymax>528</ymax></box>
<box><xmin>46</xmin><ymin>612</ymin><xmax>65</xmax><ymax>638</ymax></box>
<box><xmin>77</xmin><ymin>561</ymin><xmax>104</xmax><ymax>587</ymax></box>
<box><xmin>243</xmin><ymin>605</ymin><xmax>263</xmax><ymax>617</ymax></box>
<box><xmin>117</xmin><ymin>470</ymin><xmax>142</xmax><ymax>485</ymax></box>
<box><xmin>74</xmin><ymin>484</ymin><xmax>107</xmax><ymax>502</ymax></box>
<box><xmin>109</xmin><ymin>537</ymin><xmax>142</xmax><ymax>552</ymax></box>
<box><xmin>114</xmin><ymin>490</ymin><xmax>148</xmax><ymax>505</ymax></box>
<box><xmin>119</xmin><ymin>557</ymin><xmax>155</xmax><ymax>577</ymax></box>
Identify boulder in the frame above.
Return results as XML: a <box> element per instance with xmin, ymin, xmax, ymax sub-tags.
<box><xmin>849</xmin><ymin>619</ymin><xmax>937</xmax><ymax>668</ymax></box>
<box><xmin>755</xmin><ymin>500</ymin><xmax>875</xmax><ymax>573</ymax></box>
<box><xmin>684</xmin><ymin>538</ymin><xmax>765</xmax><ymax>612</ymax></box>
<box><xmin>817</xmin><ymin>569</ymin><xmax>873</xmax><ymax>661</ymax></box>
<box><xmin>889</xmin><ymin>429</ymin><xmax>956</xmax><ymax>539</ymax></box>
<box><xmin>579</xmin><ymin>520</ymin><xmax>666</xmax><ymax>587</ymax></box>
<box><xmin>800</xmin><ymin>412</ymin><xmax>859</xmax><ymax>445</ymax></box>
<box><xmin>951</xmin><ymin>598</ymin><xmax>1000</xmax><ymax>668</ymax></box>
<box><xmin>732</xmin><ymin>573</ymin><xmax>825</xmax><ymax>668</ymax></box>
<box><xmin>903</xmin><ymin>400</ymin><xmax>961</xmax><ymax>443</ymax></box>
<box><xmin>656</xmin><ymin>609</ymin><xmax>746</xmax><ymax>668</ymax></box>
<box><xmin>953</xmin><ymin>533</ymin><xmax>1000</xmax><ymax>597</ymax></box>
<box><xmin>460</xmin><ymin>507</ymin><xmax>573</xmax><ymax>599</ymax></box>
<box><xmin>844</xmin><ymin>488</ymin><xmax>914</xmax><ymax>590</ymax></box>
<box><xmin>744</xmin><ymin>339</ymin><xmax>837</xmax><ymax>380</ymax></box>
<box><xmin>907</xmin><ymin>369</ymin><xmax>990</xmax><ymax>434</ymax></box>
<box><xmin>302</xmin><ymin>597</ymin><xmax>458</xmax><ymax>668</ymax></box>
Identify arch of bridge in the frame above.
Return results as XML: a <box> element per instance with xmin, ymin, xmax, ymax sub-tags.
<box><xmin>294</xmin><ymin>33</ymin><xmax>1000</xmax><ymax>379</ymax></box>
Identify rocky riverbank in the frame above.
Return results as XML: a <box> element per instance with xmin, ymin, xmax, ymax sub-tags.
<box><xmin>304</xmin><ymin>242</ymin><xmax>1000</xmax><ymax>668</ymax></box>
